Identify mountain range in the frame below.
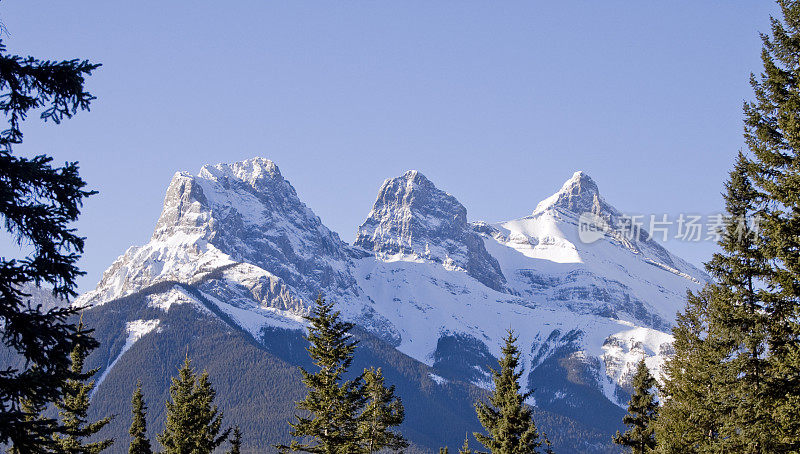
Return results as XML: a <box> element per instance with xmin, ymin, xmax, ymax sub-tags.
<box><xmin>31</xmin><ymin>157</ymin><xmax>705</xmax><ymax>453</ymax></box>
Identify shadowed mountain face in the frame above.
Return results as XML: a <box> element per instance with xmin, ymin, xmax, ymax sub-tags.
<box><xmin>43</xmin><ymin>157</ymin><xmax>708</xmax><ymax>452</ymax></box>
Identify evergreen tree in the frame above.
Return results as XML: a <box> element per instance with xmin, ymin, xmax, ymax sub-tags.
<box><xmin>52</xmin><ymin>321</ymin><xmax>113</xmax><ymax>453</ymax></box>
<box><xmin>655</xmin><ymin>287</ymin><xmax>738</xmax><ymax>453</ymax></box>
<box><xmin>613</xmin><ymin>359</ymin><xmax>657</xmax><ymax>454</ymax></box>
<box><xmin>157</xmin><ymin>357</ymin><xmax>230</xmax><ymax>454</ymax></box>
<box><xmin>707</xmin><ymin>154</ymin><xmax>772</xmax><ymax>452</ymax></box>
<box><xmin>0</xmin><ymin>38</ymin><xmax>99</xmax><ymax>452</ymax></box>
<box><xmin>710</xmin><ymin>154</ymin><xmax>770</xmax><ymax>433</ymax></box>
<box><xmin>459</xmin><ymin>434</ymin><xmax>473</xmax><ymax>454</ymax></box>
<box><xmin>278</xmin><ymin>296</ymin><xmax>406</xmax><ymax>453</ymax></box>
<box><xmin>277</xmin><ymin>296</ymin><xmax>366</xmax><ymax>453</ymax></box>
<box><xmin>542</xmin><ymin>436</ymin><xmax>555</xmax><ymax>454</ymax></box>
<box><xmin>357</xmin><ymin>367</ymin><xmax>407</xmax><ymax>453</ymax></box>
<box><xmin>128</xmin><ymin>381</ymin><xmax>152</xmax><ymax>454</ymax></box>
<box><xmin>657</xmin><ymin>2</ymin><xmax>800</xmax><ymax>452</ymax></box>
<box><xmin>7</xmin><ymin>397</ymin><xmax>49</xmax><ymax>454</ymax></box>
<box><xmin>473</xmin><ymin>330</ymin><xmax>543</xmax><ymax>454</ymax></box>
<box><xmin>655</xmin><ymin>158</ymin><xmax>768</xmax><ymax>453</ymax></box>
<box><xmin>741</xmin><ymin>1</ymin><xmax>800</xmax><ymax>449</ymax></box>
<box><xmin>227</xmin><ymin>426</ymin><xmax>242</xmax><ymax>454</ymax></box>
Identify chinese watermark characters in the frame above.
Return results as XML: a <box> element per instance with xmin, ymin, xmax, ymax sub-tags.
<box><xmin>577</xmin><ymin>212</ymin><xmax>762</xmax><ymax>244</ymax></box>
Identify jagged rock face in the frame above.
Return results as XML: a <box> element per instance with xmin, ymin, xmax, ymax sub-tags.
<box><xmin>73</xmin><ymin>158</ymin><xmax>709</xmax><ymax>436</ymax></box>
<box><xmin>355</xmin><ymin>170</ymin><xmax>506</xmax><ymax>291</ymax></box>
<box><xmin>79</xmin><ymin>158</ymin><xmax>359</xmax><ymax>309</ymax></box>
<box><xmin>177</xmin><ymin>159</ymin><xmax>357</xmax><ymax>300</ymax></box>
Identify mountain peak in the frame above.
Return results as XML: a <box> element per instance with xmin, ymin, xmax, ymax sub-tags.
<box><xmin>198</xmin><ymin>157</ymin><xmax>283</xmax><ymax>189</ymax></box>
<box><xmin>534</xmin><ymin>170</ymin><xmax>605</xmax><ymax>215</ymax></box>
<box><xmin>397</xmin><ymin>169</ymin><xmax>433</xmax><ymax>188</ymax></box>
<box><xmin>568</xmin><ymin>170</ymin><xmax>594</xmax><ymax>185</ymax></box>
<box><xmin>83</xmin><ymin>156</ymin><xmax>363</xmax><ymax>311</ymax></box>
<box><xmin>356</xmin><ymin>172</ymin><xmax>467</xmax><ymax>251</ymax></box>
<box><xmin>356</xmin><ymin>172</ymin><xmax>506</xmax><ymax>291</ymax></box>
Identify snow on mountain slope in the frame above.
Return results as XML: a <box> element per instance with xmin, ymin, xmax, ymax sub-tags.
<box><xmin>477</xmin><ymin>171</ymin><xmax>706</xmax><ymax>328</ymax></box>
<box><xmin>75</xmin><ymin>158</ymin><xmax>396</xmax><ymax>394</ymax></box>
<box><xmin>351</xmin><ymin>169</ymin><xmax>704</xmax><ymax>406</ymax></box>
<box><xmin>78</xmin><ymin>158</ymin><xmax>705</xmax><ymax>410</ymax></box>
<box><xmin>91</xmin><ymin>318</ymin><xmax>161</xmax><ymax>397</ymax></box>
<box><xmin>353</xmin><ymin>256</ymin><xmax>674</xmax><ymax>394</ymax></box>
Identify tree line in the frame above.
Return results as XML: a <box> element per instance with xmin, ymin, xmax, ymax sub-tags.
<box><xmin>125</xmin><ymin>296</ymin><xmax>556</xmax><ymax>453</ymax></box>
<box><xmin>274</xmin><ymin>296</ymin><xmax>555</xmax><ymax>454</ymax></box>
<box><xmin>5</xmin><ymin>0</ymin><xmax>800</xmax><ymax>453</ymax></box>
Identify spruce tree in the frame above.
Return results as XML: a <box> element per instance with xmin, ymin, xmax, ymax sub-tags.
<box><xmin>741</xmin><ymin>1</ymin><xmax>800</xmax><ymax>449</ymax></box>
<box><xmin>0</xmin><ymin>37</ymin><xmax>99</xmax><ymax>452</ymax></box>
<box><xmin>655</xmin><ymin>158</ymin><xmax>768</xmax><ymax>453</ymax></box>
<box><xmin>52</xmin><ymin>321</ymin><xmax>113</xmax><ymax>453</ymax></box>
<box><xmin>278</xmin><ymin>296</ymin><xmax>406</xmax><ymax>453</ymax></box>
<box><xmin>657</xmin><ymin>2</ymin><xmax>800</xmax><ymax>452</ymax></box>
<box><xmin>707</xmin><ymin>154</ymin><xmax>771</xmax><ymax>452</ymax></box>
<box><xmin>227</xmin><ymin>426</ymin><xmax>242</xmax><ymax>454</ymax></box>
<box><xmin>128</xmin><ymin>381</ymin><xmax>152</xmax><ymax>454</ymax></box>
<box><xmin>613</xmin><ymin>359</ymin><xmax>657</xmax><ymax>454</ymax></box>
<box><xmin>157</xmin><ymin>357</ymin><xmax>230</xmax><ymax>454</ymax></box>
<box><xmin>277</xmin><ymin>296</ymin><xmax>366</xmax><ymax>453</ymax></box>
<box><xmin>473</xmin><ymin>330</ymin><xmax>542</xmax><ymax>454</ymax></box>
<box><xmin>357</xmin><ymin>367</ymin><xmax>407</xmax><ymax>453</ymax></box>
<box><xmin>542</xmin><ymin>436</ymin><xmax>555</xmax><ymax>454</ymax></box>
<box><xmin>7</xmin><ymin>397</ymin><xmax>49</xmax><ymax>454</ymax></box>
<box><xmin>655</xmin><ymin>287</ymin><xmax>738</xmax><ymax>453</ymax></box>
<box><xmin>459</xmin><ymin>434</ymin><xmax>473</xmax><ymax>454</ymax></box>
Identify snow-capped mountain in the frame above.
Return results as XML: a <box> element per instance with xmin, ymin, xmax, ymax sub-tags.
<box><xmin>79</xmin><ymin>158</ymin><xmax>360</xmax><ymax>312</ymax></box>
<box><xmin>72</xmin><ymin>158</ymin><xmax>706</xmax><ymax>451</ymax></box>
<box><xmin>350</xmin><ymin>168</ymin><xmax>704</xmax><ymax>406</ymax></box>
<box><xmin>483</xmin><ymin>170</ymin><xmax>705</xmax><ymax>329</ymax></box>
<box><xmin>355</xmin><ymin>170</ymin><xmax>506</xmax><ymax>292</ymax></box>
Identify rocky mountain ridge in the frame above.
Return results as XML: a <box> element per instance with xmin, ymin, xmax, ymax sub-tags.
<box><xmin>70</xmin><ymin>157</ymin><xmax>707</xmax><ymax>452</ymax></box>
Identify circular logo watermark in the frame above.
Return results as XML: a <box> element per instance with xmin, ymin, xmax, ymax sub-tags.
<box><xmin>578</xmin><ymin>212</ymin><xmax>610</xmax><ymax>244</ymax></box>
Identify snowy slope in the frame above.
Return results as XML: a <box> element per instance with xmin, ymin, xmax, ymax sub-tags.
<box><xmin>483</xmin><ymin>171</ymin><xmax>705</xmax><ymax>329</ymax></box>
<box><xmin>77</xmin><ymin>158</ymin><xmax>705</xmax><ymax>410</ymax></box>
<box><xmin>350</xmin><ymin>169</ymin><xmax>704</xmax><ymax>406</ymax></box>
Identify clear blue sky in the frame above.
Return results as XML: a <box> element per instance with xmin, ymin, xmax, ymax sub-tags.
<box><xmin>0</xmin><ymin>1</ymin><xmax>779</xmax><ymax>292</ymax></box>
